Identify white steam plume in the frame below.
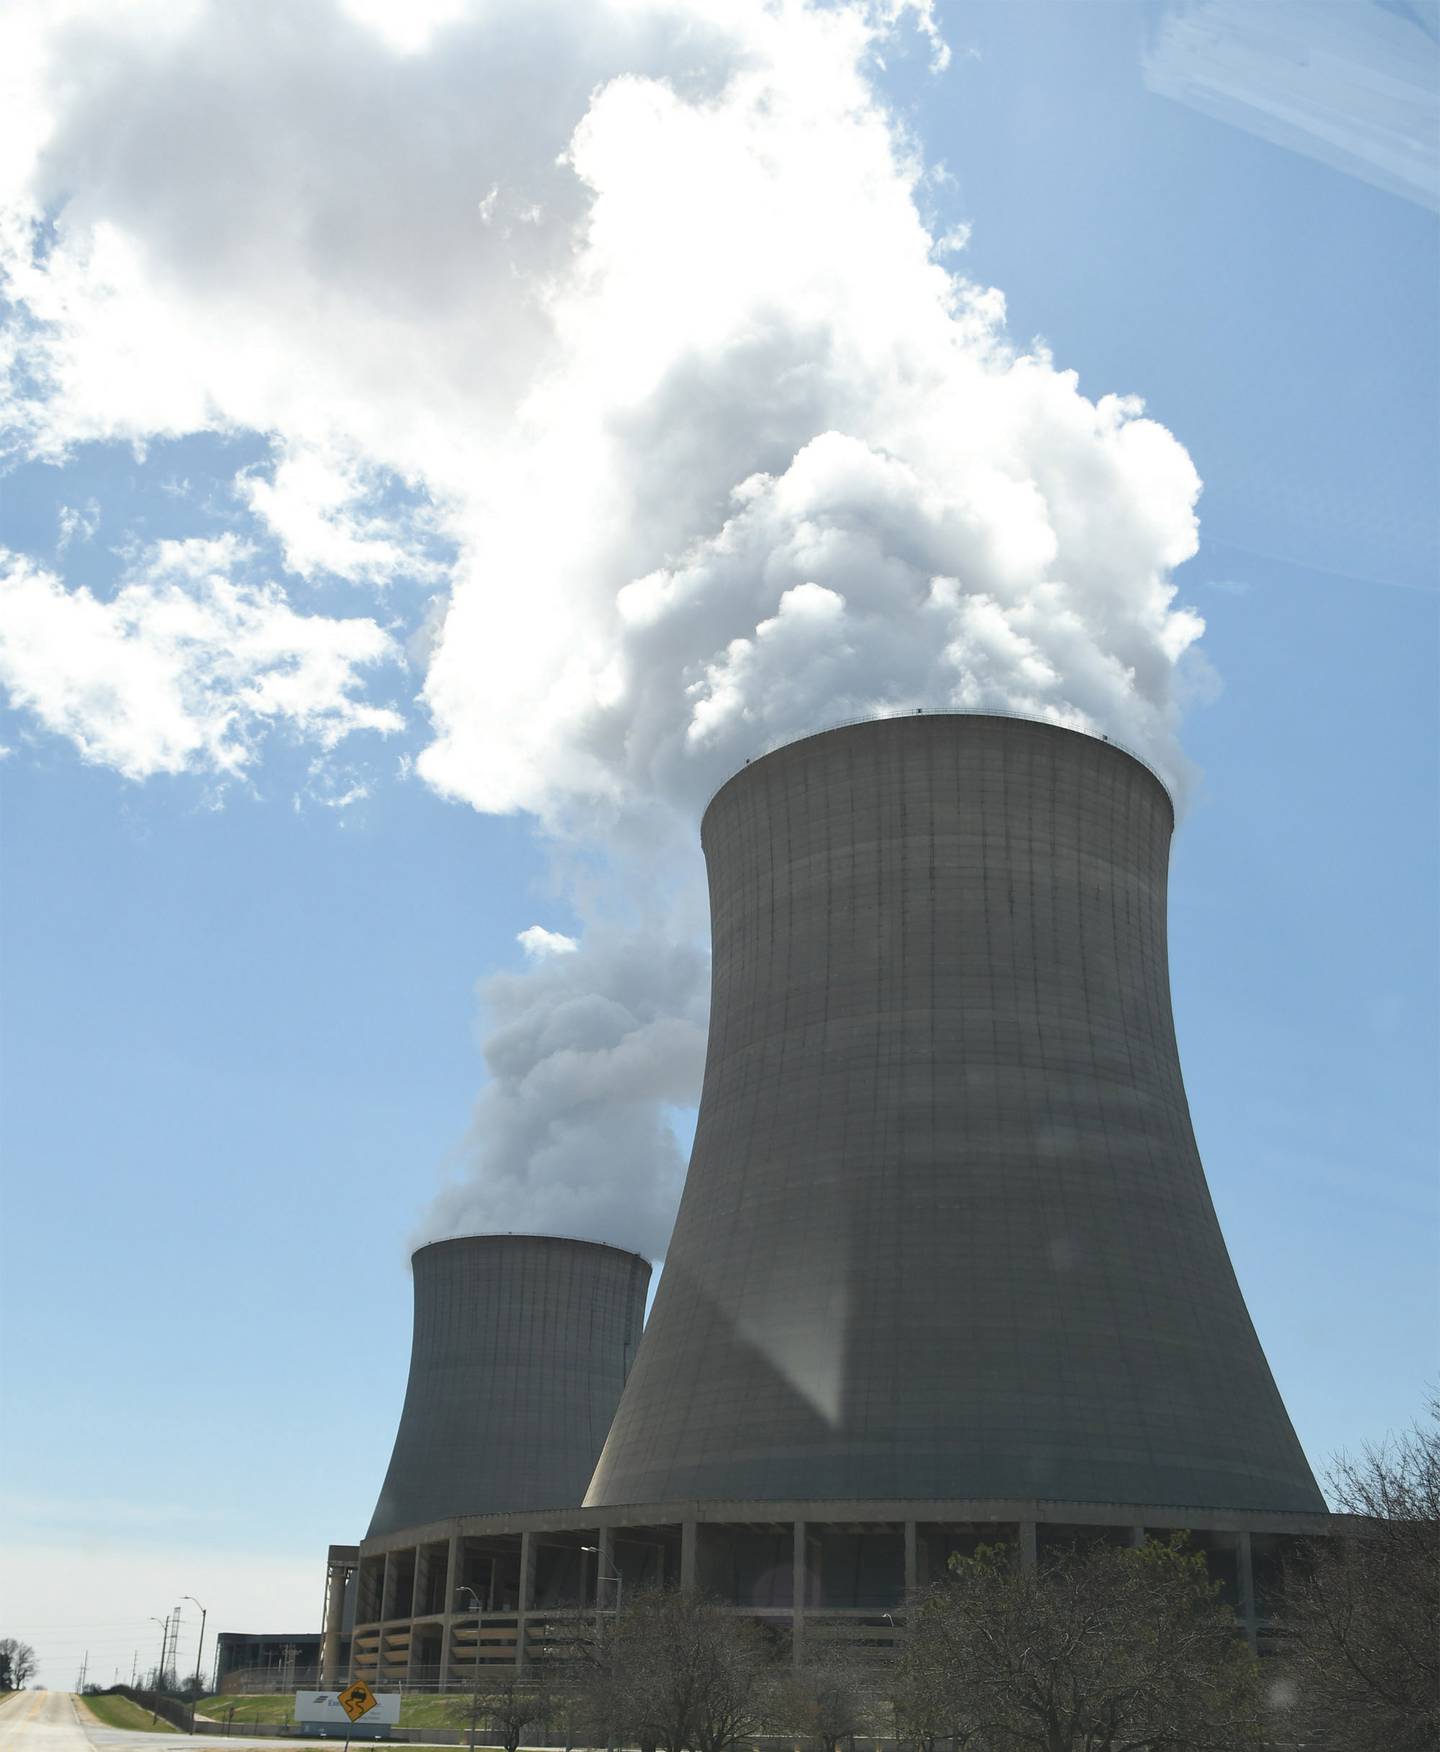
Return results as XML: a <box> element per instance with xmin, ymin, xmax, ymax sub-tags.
<box><xmin>2</xmin><ymin>0</ymin><xmax>1206</xmax><ymax>1257</ymax></box>
<box><xmin>427</xmin><ymin>928</ymin><xmax>708</xmax><ymax>1258</ymax></box>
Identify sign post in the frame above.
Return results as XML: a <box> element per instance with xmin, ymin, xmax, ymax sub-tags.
<box><xmin>337</xmin><ymin>1678</ymin><xmax>378</xmax><ymax>1752</ymax></box>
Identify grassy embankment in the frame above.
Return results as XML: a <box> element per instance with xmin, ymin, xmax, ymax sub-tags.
<box><xmin>78</xmin><ymin>1695</ymin><xmax>180</xmax><ymax>1733</ymax></box>
<box><xmin>198</xmin><ymin>1692</ymin><xmax>482</xmax><ymax>1731</ymax></box>
<box><xmin>198</xmin><ymin>1692</ymin><xmax>292</xmax><ymax>1724</ymax></box>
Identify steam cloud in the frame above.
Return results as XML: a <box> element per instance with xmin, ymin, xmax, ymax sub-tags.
<box><xmin>1</xmin><ymin>0</ymin><xmax>1206</xmax><ymax>1258</ymax></box>
<box><xmin>431</xmin><ymin>927</ymin><xmax>709</xmax><ymax>1259</ymax></box>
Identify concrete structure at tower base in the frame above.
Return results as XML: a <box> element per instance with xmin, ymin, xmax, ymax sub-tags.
<box><xmin>347</xmin><ymin>1494</ymin><xmax>1331</xmax><ymax>1684</ymax></box>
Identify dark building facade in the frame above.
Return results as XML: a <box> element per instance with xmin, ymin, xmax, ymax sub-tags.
<box><xmin>367</xmin><ymin>1236</ymin><xmax>651</xmax><ymax>1540</ymax></box>
<box><xmin>215</xmin><ymin>1631</ymin><xmax>328</xmax><ymax>1695</ymax></box>
<box><xmin>588</xmin><ymin>715</ymin><xmax>1321</xmax><ymax>1513</ymax></box>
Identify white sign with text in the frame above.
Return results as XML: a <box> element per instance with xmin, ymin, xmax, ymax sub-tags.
<box><xmin>295</xmin><ymin>1691</ymin><xmax>401</xmax><ymax>1726</ymax></box>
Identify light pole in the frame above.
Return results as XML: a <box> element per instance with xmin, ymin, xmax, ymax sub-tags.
<box><xmin>579</xmin><ymin>1547</ymin><xmax>622</xmax><ymax>1615</ymax></box>
<box><xmin>183</xmin><ymin>1596</ymin><xmax>207</xmax><ymax>1697</ymax></box>
<box><xmin>456</xmin><ymin>1586</ymin><xmax>484</xmax><ymax>1752</ymax></box>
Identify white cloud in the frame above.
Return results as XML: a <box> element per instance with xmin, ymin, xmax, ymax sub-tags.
<box><xmin>407</xmin><ymin>23</ymin><xmax>1201</xmax><ymax>818</ymax></box>
<box><xmin>0</xmin><ymin>0</ymin><xmax>1209</xmax><ymax>1255</ymax></box>
<box><xmin>239</xmin><ymin>440</ymin><xmax>444</xmax><ymax>588</ymax></box>
<box><xmin>0</xmin><ymin>0</ymin><xmax>741</xmax><ymax>476</ymax></box>
<box><xmin>932</xmin><ymin>220</ymin><xmax>972</xmax><ymax>255</ymax></box>
<box><xmin>338</xmin><ymin>0</ymin><xmax>468</xmax><ymax>58</ymax></box>
<box><xmin>56</xmin><ymin>499</ymin><xmax>99</xmax><ymax>549</ymax></box>
<box><xmin>517</xmin><ymin>924</ymin><xmax>580</xmax><ymax>958</ymax></box>
<box><xmin>1</xmin><ymin>0</ymin><xmax>1201</xmax><ymax>817</ymax></box>
<box><xmin>0</xmin><ymin>536</ymin><xmax>403</xmax><ymax>779</ymax></box>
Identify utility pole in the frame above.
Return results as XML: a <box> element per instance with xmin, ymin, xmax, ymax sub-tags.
<box><xmin>183</xmin><ymin>1596</ymin><xmax>207</xmax><ymax>1696</ymax></box>
<box><xmin>75</xmin><ymin>1652</ymin><xmax>88</xmax><ymax>1693</ymax></box>
<box><xmin>456</xmin><ymin>1587</ymin><xmax>485</xmax><ymax>1751</ymax></box>
<box><xmin>150</xmin><ymin>1616</ymin><xmax>169</xmax><ymax>1692</ymax></box>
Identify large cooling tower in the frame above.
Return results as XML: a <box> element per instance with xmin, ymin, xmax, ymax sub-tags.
<box><xmin>369</xmin><ymin>1235</ymin><xmax>650</xmax><ymax>1539</ymax></box>
<box><xmin>587</xmin><ymin>714</ymin><xmax>1322</xmax><ymax>1514</ymax></box>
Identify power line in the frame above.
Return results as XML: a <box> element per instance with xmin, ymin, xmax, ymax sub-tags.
<box><xmin>6</xmin><ymin>1621</ymin><xmax>170</xmax><ymax>1630</ymax></box>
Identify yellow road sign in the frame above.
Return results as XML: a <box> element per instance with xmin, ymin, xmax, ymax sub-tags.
<box><xmin>338</xmin><ymin>1680</ymin><xmax>378</xmax><ymax>1723</ymax></box>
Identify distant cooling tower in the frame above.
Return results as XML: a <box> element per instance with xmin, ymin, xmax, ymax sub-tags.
<box><xmin>369</xmin><ymin>1235</ymin><xmax>650</xmax><ymax>1539</ymax></box>
<box><xmin>587</xmin><ymin>714</ymin><xmax>1323</xmax><ymax>1514</ymax></box>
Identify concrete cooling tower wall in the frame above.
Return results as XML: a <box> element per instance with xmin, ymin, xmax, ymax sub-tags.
<box><xmin>586</xmin><ymin>713</ymin><xmax>1323</xmax><ymax>1514</ymax></box>
<box><xmin>369</xmin><ymin>1235</ymin><xmax>650</xmax><ymax>1540</ymax></box>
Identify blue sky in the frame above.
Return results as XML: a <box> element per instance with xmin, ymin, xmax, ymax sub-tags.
<box><xmin>1</xmin><ymin>0</ymin><xmax>1435</xmax><ymax>1691</ymax></box>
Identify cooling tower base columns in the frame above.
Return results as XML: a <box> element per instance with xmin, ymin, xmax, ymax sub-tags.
<box><xmin>348</xmin><ymin>1494</ymin><xmax>1330</xmax><ymax>1683</ymax></box>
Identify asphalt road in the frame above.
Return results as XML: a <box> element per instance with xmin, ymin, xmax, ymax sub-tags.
<box><xmin>0</xmin><ymin>1691</ymin><xmax>366</xmax><ymax>1751</ymax></box>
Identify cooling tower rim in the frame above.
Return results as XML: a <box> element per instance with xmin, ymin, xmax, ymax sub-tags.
<box><xmin>704</xmin><ymin>708</ymin><xmax>1175</xmax><ymax>822</ymax></box>
<box><xmin>410</xmin><ymin>1231</ymin><xmax>653</xmax><ymax>1273</ymax></box>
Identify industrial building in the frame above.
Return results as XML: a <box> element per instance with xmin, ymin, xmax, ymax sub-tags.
<box><xmin>214</xmin><ymin>1629</ymin><xmax>329</xmax><ymax>1694</ymax></box>
<box><xmin>320</xmin><ymin>714</ymin><xmax>1328</xmax><ymax>1686</ymax></box>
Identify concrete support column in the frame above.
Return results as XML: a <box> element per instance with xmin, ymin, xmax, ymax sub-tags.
<box><xmin>516</xmin><ymin>1533</ymin><xmax>535</xmax><ymax>1674</ymax></box>
<box><xmin>406</xmin><ymin>1548</ymin><xmax>429</xmax><ymax>1684</ymax></box>
<box><xmin>1129</xmin><ymin>1526</ymin><xmax>1147</xmax><ymax>1548</ymax></box>
<box><xmin>903</xmin><ymin>1521</ymin><xmax>917</xmax><ymax>1607</ymax></box>
<box><xmin>438</xmin><ymin>1615</ymin><xmax>456</xmax><ymax>1697</ymax></box>
<box><xmin>1019</xmin><ymin>1521</ymin><xmax>1038</xmax><ymax>1572</ymax></box>
<box><xmin>792</xmin><ymin>1521</ymin><xmax>807</xmax><ymax>1669</ymax></box>
<box><xmin>596</xmin><ymin>1526</ymin><xmax>615</xmax><ymax>1611</ymax></box>
<box><xmin>439</xmin><ymin>1537</ymin><xmax>460</xmax><ymax>1688</ymax></box>
<box><xmin>319</xmin><ymin>1559</ymin><xmax>349</xmax><ymax>1687</ymax></box>
<box><xmin>680</xmin><ymin>1520</ymin><xmax>697</xmax><ymax>1592</ymax></box>
<box><xmin>1237</xmin><ymin>1532</ymin><xmax>1257</xmax><ymax>1653</ymax></box>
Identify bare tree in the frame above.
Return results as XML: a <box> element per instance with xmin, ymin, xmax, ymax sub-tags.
<box><xmin>896</xmin><ymin>1537</ymin><xmax>1263</xmax><ymax>1752</ymax></box>
<box><xmin>892</xmin><ymin>1641</ymin><xmax>981</xmax><ymax>1752</ymax></box>
<box><xmin>546</xmin><ymin>1665</ymin><xmax>599</xmax><ymax>1752</ymax></box>
<box><xmin>583</xmin><ymin>1599</ymin><xmax>667</xmax><ymax>1752</ymax></box>
<box><xmin>477</xmin><ymin>1675</ymin><xmax>552</xmax><ymax>1752</ymax></box>
<box><xmin>1278</xmin><ymin>1399</ymin><xmax>1439</xmax><ymax>1752</ymax></box>
<box><xmin>778</xmin><ymin>1649</ymin><xmax>871</xmax><ymax>1752</ymax></box>
<box><xmin>689</xmin><ymin>1609</ymin><xmax>775</xmax><ymax>1752</ymax></box>
<box><xmin>579</xmin><ymin>1586</ymin><xmax>778</xmax><ymax>1752</ymax></box>
<box><xmin>0</xmin><ymin>1640</ymin><xmax>37</xmax><ymax>1692</ymax></box>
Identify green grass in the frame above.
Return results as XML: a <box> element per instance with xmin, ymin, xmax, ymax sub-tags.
<box><xmin>79</xmin><ymin>1695</ymin><xmax>180</xmax><ymax>1734</ymax></box>
<box><xmin>395</xmin><ymin>1694</ymin><xmax>486</xmax><ymax>1730</ymax></box>
<box><xmin>198</xmin><ymin>1691</ymin><xmax>493</xmax><ymax>1731</ymax></box>
<box><xmin>197</xmin><ymin>1693</ymin><xmax>294</xmax><ymax>1724</ymax></box>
